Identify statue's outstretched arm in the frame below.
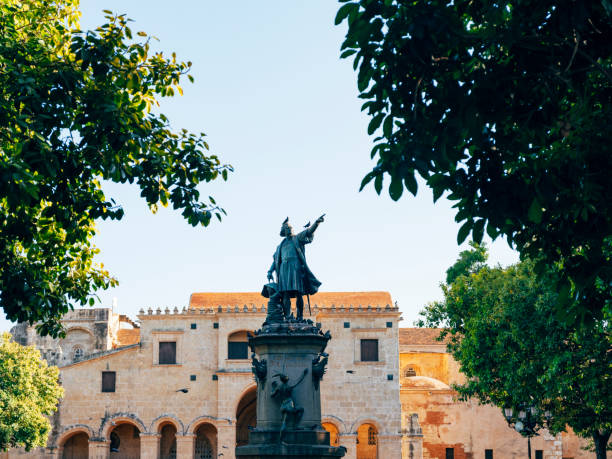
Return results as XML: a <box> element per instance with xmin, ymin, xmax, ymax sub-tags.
<box><xmin>305</xmin><ymin>214</ymin><xmax>325</xmax><ymax>236</ymax></box>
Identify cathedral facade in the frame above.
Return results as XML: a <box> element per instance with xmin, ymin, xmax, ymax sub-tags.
<box><xmin>6</xmin><ymin>291</ymin><xmax>590</xmax><ymax>459</ymax></box>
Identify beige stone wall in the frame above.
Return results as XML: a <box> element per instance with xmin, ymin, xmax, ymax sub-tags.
<box><xmin>399</xmin><ymin>343</ymin><xmax>592</xmax><ymax>459</ymax></box>
<box><xmin>8</xmin><ymin>298</ymin><xmax>402</xmax><ymax>459</ymax></box>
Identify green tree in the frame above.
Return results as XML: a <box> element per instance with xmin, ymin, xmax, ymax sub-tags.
<box><xmin>0</xmin><ymin>0</ymin><xmax>232</xmax><ymax>336</ymax></box>
<box><xmin>336</xmin><ymin>0</ymin><xmax>612</xmax><ymax>321</ymax></box>
<box><xmin>419</xmin><ymin>247</ymin><xmax>612</xmax><ymax>458</ymax></box>
<box><xmin>0</xmin><ymin>333</ymin><xmax>63</xmax><ymax>452</ymax></box>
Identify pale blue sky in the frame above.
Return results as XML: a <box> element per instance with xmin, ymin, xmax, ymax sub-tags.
<box><xmin>1</xmin><ymin>1</ymin><xmax>518</xmax><ymax>332</ymax></box>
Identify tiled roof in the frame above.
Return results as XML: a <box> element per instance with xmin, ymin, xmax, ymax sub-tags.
<box><xmin>189</xmin><ymin>291</ymin><xmax>393</xmax><ymax>308</ymax></box>
<box><xmin>399</xmin><ymin>328</ymin><xmax>448</xmax><ymax>345</ymax></box>
<box><xmin>116</xmin><ymin>328</ymin><xmax>140</xmax><ymax>346</ymax></box>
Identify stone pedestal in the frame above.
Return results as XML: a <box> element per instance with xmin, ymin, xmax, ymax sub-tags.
<box><xmin>236</xmin><ymin>322</ymin><xmax>345</xmax><ymax>459</ymax></box>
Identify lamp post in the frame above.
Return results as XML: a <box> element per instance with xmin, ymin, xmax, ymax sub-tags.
<box><xmin>503</xmin><ymin>406</ymin><xmax>552</xmax><ymax>459</ymax></box>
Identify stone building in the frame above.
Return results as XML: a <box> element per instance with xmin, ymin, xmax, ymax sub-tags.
<box><xmin>8</xmin><ymin>292</ymin><xmax>403</xmax><ymax>459</ymax></box>
<box><xmin>399</xmin><ymin>328</ymin><xmax>590</xmax><ymax>459</ymax></box>
<box><xmin>6</xmin><ymin>291</ymin><xmax>593</xmax><ymax>459</ymax></box>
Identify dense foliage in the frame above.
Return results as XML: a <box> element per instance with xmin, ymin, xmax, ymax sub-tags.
<box><xmin>336</xmin><ymin>0</ymin><xmax>612</xmax><ymax>321</ymax></box>
<box><xmin>419</xmin><ymin>247</ymin><xmax>612</xmax><ymax>458</ymax></box>
<box><xmin>0</xmin><ymin>333</ymin><xmax>63</xmax><ymax>451</ymax></box>
<box><xmin>0</xmin><ymin>0</ymin><xmax>231</xmax><ymax>336</ymax></box>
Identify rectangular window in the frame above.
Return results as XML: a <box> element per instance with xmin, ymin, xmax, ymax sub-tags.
<box><xmin>360</xmin><ymin>339</ymin><xmax>379</xmax><ymax>362</ymax></box>
<box><xmin>485</xmin><ymin>450</ymin><xmax>493</xmax><ymax>459</ymax></box>
<box><xmin>446</xmin><ymin>448</ymin><xmax>454</xmax><ymax>459</ymax></box>
<box><xmin>102</xmin><ymin>371</ymin><xmax>116</xmax><ymax>392</ymax></box>
<box><xmin>228</xmin><ymin>341</ymin><xmax>248</xmax><ymax>360</ymax></box>
<box><xmin>535</xmin><ymin>451</ymin><xmax>543</xmax><ymax>459</ymax></box>
<box><xmin>159</xmin><ymin>341</ymin><xmax>177</xmax><ymax>364</ymax></box>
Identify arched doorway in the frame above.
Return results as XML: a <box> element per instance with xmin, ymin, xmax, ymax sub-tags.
<box><xmin>356</xmin><ymin>423</ymin><xmax>378</xmax><ymax>459</ymax></box>
<box><xmin>236</xmin><ymin>386</ymin><xmax>257</xmax><ymax>447</ymax></box>
<box><xmin>322</xmin><ymin>422</ymin><xmax>340</xmax><ymax>447</ymax></box>
<box><xmin>62</xmin><ymin>431</ymin><xmax>89</xmax><ymax>459</ymax></box>
<box><xmin>194</xmin><ymin>423</ymin><xmax>217</xmax><ymax>459</ymax></box>
<box><xmin>109</xmin><ymin>423</ymin><xmax>140</xmax><ymax>459</ymax></box>
<box><xmin>159</xmin><ymin>423</ymin><xmax>177</xmax><ymax>459</ymax></box>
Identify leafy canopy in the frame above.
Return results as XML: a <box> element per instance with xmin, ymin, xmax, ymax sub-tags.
<box><xmin>336</xmin><ymin>0</ymin><xmax>612</xmax><ymax>322</ymax></box>
<box><xmin>0</xmin><ymin>333</ymin><xmax>63</xmax><ymax>451</ymax></box>
<box><xmin>0</xmin><ymin>0</ymin><xmax>232</xmax><ymax>336</ymax></box>
<box><xmin>419</xmin><ymin>247</ymin><xmax>612</xmax><ymax>457</ymax></box>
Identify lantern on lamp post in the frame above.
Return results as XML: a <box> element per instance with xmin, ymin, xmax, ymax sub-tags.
<box><xmin>503</xmin><ymin>406</ymin><xmax>552</xmax><ymax>459</ymax></box>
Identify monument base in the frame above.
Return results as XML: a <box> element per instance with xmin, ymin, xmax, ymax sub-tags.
<box><xmin>236</xmin><ymin>320</ymin><xmax>345</xmax><ymax>459</ymax></box>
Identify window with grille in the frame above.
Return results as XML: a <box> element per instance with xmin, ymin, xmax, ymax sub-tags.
<box><xmin>485</xmin><ymin>449</ymin><xmax>493</xmax><ymax>459</ymax></box>
<box><xmin>159</xmin><ymin>342</ymin><xmax>177</xmax><ymax>365</ymax></box>
<box><xmin>446</xmin><ymin>448</ymin><xmax>454</xmax><ymax>459</ymax></box>
<box><xmin>195</xmin><ymin>435</ymin><xmax>213</xmax><ymax>459</ymax></box>
<box><xmin>367</xmin><ymin>426</ymin><xmax>377</xmax><ymax>445</ymax></box>
<box><xmin>73</xmin><ymin>346</ymin><xmax>84</xmax><ymax>360</ymax></box>
<box><xmin>360</xmin><ymin>339</ymin><xmax>379</xmax><ymax>362</ymax></box>
<box><xmin>102</xmin><ymin>371</ymin><xmax>116</xmax><ymax>392</ymax></box>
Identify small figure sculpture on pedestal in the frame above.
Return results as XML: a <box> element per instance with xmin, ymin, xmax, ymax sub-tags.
<box><xmin>271</xmin><ymin>369</ymin><xmax>308</xmax><ymax>443</ymax></box>
<box><xmin>267</xmin><ymin>215</ymin><xmax>325</xmax><ymax>321</ymax></box>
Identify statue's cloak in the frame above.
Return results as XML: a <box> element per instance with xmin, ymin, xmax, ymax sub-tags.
<box><xmin>272</xmin><ymin>229</ymin><xmax>321</xmax><ymax>296</ymax></box>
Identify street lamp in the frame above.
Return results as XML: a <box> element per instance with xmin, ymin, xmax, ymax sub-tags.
<box><xmin>503</xmin><ymin>406</ymin><xmax>552</xmax><ymax>459</ymax></box>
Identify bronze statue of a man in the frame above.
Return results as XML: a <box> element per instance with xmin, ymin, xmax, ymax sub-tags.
<box><xmin>267</xmin><ymin>215</ymin><xmax>324</xmax><ymax>321</ymax></box>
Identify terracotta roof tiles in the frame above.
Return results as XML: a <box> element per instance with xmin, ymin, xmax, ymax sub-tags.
<box><xmin>399</xmin><ymin>328</ymin><xmax>448</xmax><ymax>345</ymax></box>
<box><xmin>189</xmin><ymin>291</ymin><xmax>392</xmax><ymax>308</ymax></box>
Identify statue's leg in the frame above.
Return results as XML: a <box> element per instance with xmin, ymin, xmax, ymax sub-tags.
<box><xmin>282</xmin><ymin>293</ymin><xmax>291</xmax><ymax>319</ymax></box>
<box><xmin>296</xmin><ymin>295</ymin><xmax>304</xmax><ymax>320</ymax></box>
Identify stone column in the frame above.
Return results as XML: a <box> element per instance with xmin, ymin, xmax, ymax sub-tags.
<box><xmin>88</xmin><ymin>439</ymin><xmax>109</xmax><ymax>459</ymax></box>
<box><xmin>217</xmin><ymin>424</ymin><xmax>236</xmax><ymax>459</ymax></box>
<box><xmin>139</xmin><ymin>433</ymin><xmax>160</xmax><ymax>459</ymax></box>
<box><xmin>176</xmin><ymin>433</ymin><xmax>195</xmax><ymax>459</ymax></box>
<box><xmin>338</xmin><ymin>433</ymin><xmax>357</xmax><ymax>459</ymax></box>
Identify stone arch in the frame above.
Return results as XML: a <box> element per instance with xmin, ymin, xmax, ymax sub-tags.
<box><xmin>356</xmin><ymin>422</ymin><xmax>379</xmax><ymax>459</ymax></box>
<box><xmin>59</xmin><ymin>428</ymin><xmax>90</xmax><ymax>459</ymax></box>
<box><xmin>349</xmin><ymin>417</ymin><xmax>383</xmax><ymax>434</ymax></box>
<box><xmin>232</xmin><ymin>382</ymin><xmax>258</xmax><ymax>417</ymax></box>
<box><xmin>64</xmin><ymin>326</ymin><xmax>95</xmax><ymax>337</ymax></box>
<box><xmin>186</xmin><ymin>416</ymin><xmax>221</xmax><ymax>435</ymax></box>
<box><xmin>235</xmin><ymin>385</ymin><xmax>257</xmax><ymax>447</ymax></box>
<box><xmin>57</xmin><ymin>425</ymin><xmax>94</xmax><ymax>447</ymax></box>
<box><xmin>401</xmin><ymin>363</ymin><xmax>421</xmax><ymax>378</ymax></box>
<box><xmin>100</xmin><ymin>414</ymin><xmax>147</xmax><ymax>439</ymax></box>
<box><xmin>193</xmin><ymin>422</ymin><xmax>217</xmax><ymax>459</ymax></box>
<box><xmin>150</xmin><ymin>415</ymin><xmax>185</xmax><ymax>435</ymax></box>
<box><xmin>322</xmin><ymin>421</ymin><xmax>341</xmax><ymax>447</ymax></box>
<box><xmin>104</xmin><ymin>418</ymin><xmax>143</xmax><ymax>459</ymax></box>
<box><xmin>322</xmin><ymin>415</ymin><xmax>348</xmax><ymax>434</ymax></box>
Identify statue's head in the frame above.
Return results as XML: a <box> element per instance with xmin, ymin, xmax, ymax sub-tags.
<box><xmin>279</xmin><ymin>374</ymin><xmax>289</xmax><ymax>383</ymax></box>
<box><xmin>280</xmin><ymin>217</ymin><xmax>293</xmax><ymax>237</ymax></box>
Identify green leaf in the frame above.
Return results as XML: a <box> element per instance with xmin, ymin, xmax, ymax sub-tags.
<box><xmin>404</xmin><ymin>173</ymin><xmax>418</xmax><ymax>196</ymax></box>
<box><xmin>527</xmin><ymin>198</ymin><xmax>543</xmax><ymax>224</ymax></box>
<box><xmin>389</xmin><ymin>176</ymin><xmax>403</xmax><ymax>201</ymax></box>
<box><xmin>368</xmin><ymin>113</ymin><xmax>385</xmax><ymax>135</ymax></box>
<box><xmin>359</xmin><ymin>171</ymin><xmax>376</xmax><ymax>191</ymax></box>
<box><xmin>472</xmin><ymin>219</ymin><xmax>485</xmax><ymax>244</ymax></box>
<box><xmin>334</xmin><ymin>3</ymin><xmax>357</xmax><ymax>25</ymax></box>
<box><xmin>457</xmin><ymin>220</ymin><xmax>472</xmax><ymax>244</ymax></box>
<box><xmin>374</xmin><ymin>174</ymin><xmax>383</xmax><ymax>195</ymax></box>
